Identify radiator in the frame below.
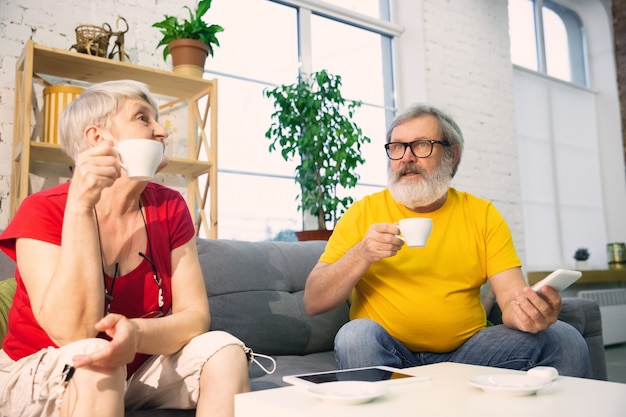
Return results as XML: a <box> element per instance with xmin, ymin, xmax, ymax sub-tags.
<box><xmin>578</xmin><ymin>288</ymin><xmax>626</xmax><ymax>346</ymax></box>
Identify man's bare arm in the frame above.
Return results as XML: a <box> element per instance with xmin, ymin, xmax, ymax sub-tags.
<box><xmin>303</xmin><ymin>223</ymin><xmax>403</xmax><ymax>315</ymax></box>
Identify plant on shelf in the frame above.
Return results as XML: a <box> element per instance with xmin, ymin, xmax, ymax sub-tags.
<box><xmin>574</xmin><ymin>247</ymin><xmax>590</xmax><ymax>270</ymax></box>
<box><xmin>152</xmin><ymin>0</ymin><xmax>223</xmax><ymax>77</ymax></box>
<box><xmin>574</xmin><ymin>248</ymin><xmax>590</xmax><ymax>261</ymax></box>
<box><xmin>264</xmin><ymin>69</ymin><xmax>371</xmax><ymax>239</ymax></box>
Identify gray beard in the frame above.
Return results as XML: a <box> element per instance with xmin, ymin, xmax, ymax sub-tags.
<box><xmin>387</xmin><ymin>157</ymin><xmax>454</xmax><ymax>209</ymax></box>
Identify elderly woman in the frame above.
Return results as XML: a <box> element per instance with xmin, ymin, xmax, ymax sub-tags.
<box><xmin>0</xmin><ymin>80</ymin><xmax>250</xmax><ymax>417</ymax></box>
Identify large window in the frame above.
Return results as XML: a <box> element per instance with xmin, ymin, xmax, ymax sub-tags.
<box><xmin>509</xmin><ymin>0</ymin><xmax>610</xmax><ymax>270</ymax></box>
<box><xmin>508</xmin><ymin>0</ymin><xmax>587</xmax><ymax>86</ymax></box>
<box><xmin>205</xmin><ymin>0</ymin><xmax>400</xmax><ymax>240</ymax></box>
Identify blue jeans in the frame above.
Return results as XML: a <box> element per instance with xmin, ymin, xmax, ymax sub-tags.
<box><xmin>334</xmin><ymin>318</ymin><xmax>590</xmax><ymax>377</ymax></box>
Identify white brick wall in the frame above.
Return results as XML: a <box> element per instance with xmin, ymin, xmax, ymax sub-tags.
<box><xmin>417</xmin><ymin>0</ymin><xmax>525</xmax><ymax>257</ymax></box>
<box><xmin>0</xmin><ymin>0</ymin><xmax>195</xmax><ymax>228</ymax></box>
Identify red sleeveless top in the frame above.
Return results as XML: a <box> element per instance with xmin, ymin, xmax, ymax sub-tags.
<box><xmin>0</xmin><ymin>181</ymin><xmax>195</xmax><ymax>375</ymax></box>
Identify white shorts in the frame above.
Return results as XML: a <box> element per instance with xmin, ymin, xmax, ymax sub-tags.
<box><xmin>0</xmin><ymin>330</ymin><xmax>247</xmax><ymax>417</ymax></box>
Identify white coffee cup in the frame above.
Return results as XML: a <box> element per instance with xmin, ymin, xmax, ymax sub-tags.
<box><xmin>398</xmin><ymin>218</ymin><xmax>433</xmax><ymax>247</ymax></box>
<box><xmin>116</xmin><ymin>139</ymin><xmax>164</xmax><ymax>180</ymax></box>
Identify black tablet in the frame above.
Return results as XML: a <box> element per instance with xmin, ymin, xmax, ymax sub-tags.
<box><xmin>283</xmin><ymin>366</ymin><xmax>430</xmax><ymax>387</ymax></box>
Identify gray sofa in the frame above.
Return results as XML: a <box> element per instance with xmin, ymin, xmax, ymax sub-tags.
<box><xmin>0</xmin><ymin>238</ymin><xmax>608</xmax><ymax>417</ymax></box>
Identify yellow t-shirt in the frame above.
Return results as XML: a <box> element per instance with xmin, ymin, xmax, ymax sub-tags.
<box><xmin>320</xmin><ymin>188</ymin><xmax>521</xmax><ymax>352</ymax></box>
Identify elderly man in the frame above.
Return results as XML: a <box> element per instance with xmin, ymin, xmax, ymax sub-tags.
<box><xmin>303</xmin><ymin>103</ymin><xmax>590</xmax><ymax>377</ymax></box>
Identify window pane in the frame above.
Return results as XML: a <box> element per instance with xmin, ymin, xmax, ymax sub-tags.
<box><xmin>311</xmin><ymin>15</ymin><xmax>387</xmax><ymax>105</ymax></box>
<box><xmin>218</xmin><ymin>173</ymin><xmax>301</xmax><ymax>241</ymax></box>
<box><xmin>310</xmin><ymin>15</ymin><xmax>390</xmax><ymax>186</ymax></box>
<box><xmin>544</xmin><ymin>0</ymin><xmax>587</xmax><ymax>86</ymax></box>
<box><xmin>351</xmin><ymin>105</ymin><xmax>388</xmax><ymax>186</ymax></box>
<box><xmin>208</xmin><ymin>0</ymin><xmax>298</xmax><ymax>84</ymax></box>
<box><xmin>328</xmin><ymin>104</ymin><xmax>388</xmax><ymax>229</ymax></box>
<box><xmin>216</xmin><ymin>77</ymin><xmax>297</xmax><ymax>177</ymax></box>
<box><xmin>318</xmin><ymin>0</ymin><xmax>389</xmax><ymax>20</ymax></box>
<box><xmin>199</xmin><ymin>0</ymin><xmax>395</xmax><ymax>241</ymax></box>
<box><xmin>543</xmin><ymin>7</ymin><xmax>571</xmax><ymax>81</ymax></box>
<box><xmin>508</xmin><ymin>0</ymin><xmax>538</xmax><ymax>71</ymax></box>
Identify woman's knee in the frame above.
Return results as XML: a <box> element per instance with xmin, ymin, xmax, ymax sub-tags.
<box><xmin>200</xmin><ymin>336</ymin><xmax>250</xmax><ymax>393</ymax></box>
<box><xmin>59</xmin><ymin>339</ymin><xmax>126</xmax><ymax>413</ymax></box>
<box><xmin>204</xmin><ymin>344</ymin><xmax>249</xmax><ymax>375</ymax></box>
<box><xmin>60</xmin><ymin>339</ymin><xmax>127</xmax><ymax>382</ymax></box>
<box><xmin>57</xmin><ymin>338</ymin><xmax>111</xmax><ymax>365</ymax></box>
<box><xmin>183</xmin><ymin>331</ymin><xmax>250</xmax><ymax>380</ymax></box>
<box><xmin>189</xmin><ymin>331</ymin><xmax>244</xmax><ymax>349</ymax></box>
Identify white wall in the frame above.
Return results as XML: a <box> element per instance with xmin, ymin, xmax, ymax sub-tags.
<box><xmin>0</xmin><ymin>0</ymin><xmax>195</xmax><ymax>228</ymax></box>
<box><xmin>515</xmin><ymin>0</ymin><xmax>626</xmax><ymax>270</ymax></box>
<box><xmin>569</xmin><ymin>0</ymin><xmax>626</xmax><ymax>244</ymax></box>
<box><xmin>515</xmin><ymin>68</ymin><xmax>609</xmax><ymax>270</ymax></box>
<box><xmin>395</xmin><ymin>0</ymin><xmax>524</xmax><ymax>258</ymax></box>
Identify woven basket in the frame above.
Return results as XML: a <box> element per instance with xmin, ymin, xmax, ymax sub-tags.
<box><xmin>71</xmin><ymin>25</ymin><xmax>111</xmax><ymax>57</ymax></box>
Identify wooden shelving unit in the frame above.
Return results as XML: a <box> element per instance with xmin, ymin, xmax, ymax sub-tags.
<box><xmin>10</xmin><ymin>40</ymin><xmax>218</xmax><ymax>237</ymax></box>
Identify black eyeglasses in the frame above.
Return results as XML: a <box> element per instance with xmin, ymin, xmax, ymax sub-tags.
<box><xmin>104</xmin><ymin>252</ymin><xmax>163</xmax><ymax>318</ymax></box>
<box><xmin>384</xmin><ymin>139</ymin><xmax>450</xmax><ymax>160</ymax></box>
<box><xmin>104</xmin><ymin>263</ymin><xmax>119</xmax><ymax>316</ymax></box>
<box><xmin>138</xmin><ymin>251</ymin><xmax>163</xmax><ymax>315</ymax></box>
<box><xmin>138</xmin><ymin>201</ymin><xmax>164</xmax><ymax>317</ymax></box>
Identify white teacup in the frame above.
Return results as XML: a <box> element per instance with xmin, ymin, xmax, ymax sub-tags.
<box><xmin>116</xmin><ymin>139</ymin><xmax>164</xmax><ymax>181</ymax></box>
<box><xmin>398</xmin><ymin>217</ymin><xmax>433</xmax><ymax>247</ymax></box>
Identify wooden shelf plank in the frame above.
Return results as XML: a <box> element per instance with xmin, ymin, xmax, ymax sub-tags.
<box><xmin>29</xmin><ymin>142</ymin><xmax>72</xmax><ymax>164</ymax></box>
<box><xmin>166</xmin><ymin>157</ymin><xmax>211</xmax><ymax>176</ymax></box>
<box><xmin>31</xmin><ymin>43</ymin><xmax>215</xmax><ymax>98</ymax></box>
<box><xmin>527</xmin><ymin>269</ymin><xmax>626</xmax><ymax>285</ymax></box>
<box><xmin>28</xmin><ymin>142</ymin><xmax>211</xmax><ymax>177</ymax></box>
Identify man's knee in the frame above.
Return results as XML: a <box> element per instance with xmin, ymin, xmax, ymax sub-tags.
<box><xmin>333</xmin><ymin>319</ymin><xmax>413</xmax><ymax>369</ymax></box>
<box><xmin>334</xmin><ymin>319</ymin><xmax>382</xmax><ymax>348</ymax></box>
<box><xmin>539</xmin><ymin>321</ymin><xmax>590</xmax><ymax>377</ymax></box>
<box><xmin>545</xmin><ymin>321</ymin><xmax>587</xmax><ymax>354</ymax></box>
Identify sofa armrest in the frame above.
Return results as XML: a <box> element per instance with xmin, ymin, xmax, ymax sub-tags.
<box><xmin>557</xmin><ymin>297</ymin><xmax>607</xmax><ymax>380</ymax></box>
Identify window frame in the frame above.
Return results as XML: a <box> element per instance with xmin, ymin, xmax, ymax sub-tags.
<box><xmin>205</xmin><ymin>0</ymin><xmax>403</xmax><ymax>239</ymax></box>
<box><xmin>513</xmin><ymin>0</ymin><xmax>588</xmax><ymax>86</ymax></box>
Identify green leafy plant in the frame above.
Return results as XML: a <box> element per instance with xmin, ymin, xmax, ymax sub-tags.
<box><xmin>264</xmin><ymin>70</ymin><xmax>371</xmax><ymax>230</ymax></box>
<box><xmin>152</xmin><ymin>0</ymin><xmax>224</xmax><ymax>61</ymax></box>
<box><xmin>574</xmin><ymin>247</ymin><xmax>590</xmax><ymax>261</ymax></box>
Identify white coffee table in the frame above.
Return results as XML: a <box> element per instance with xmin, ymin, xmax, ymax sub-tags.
<box><xmin>235</xmin><ymin>362</ymin><xmax>626</xmax><ymax>417</ymax></box>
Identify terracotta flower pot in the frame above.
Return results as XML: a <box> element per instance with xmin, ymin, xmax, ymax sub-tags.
<box><xmin>168</xmin><ymin>39</ymin><xmax>209</xmax><ymax>78</ymax></box>
<box><xmin>295</xmin><ymin>229</ymin><xmax>333</xmax><ymax>241</ymax></box>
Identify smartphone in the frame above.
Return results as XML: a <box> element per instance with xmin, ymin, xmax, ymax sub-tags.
<box><xmin>282</xmin><ymin>366</ymin><xmax>430</xmax><ymax>387</ymax></box>
<box><xmin>531</xmin><ymin>269</ymin><xmax>582</xmax><ymax>293</ymax></box>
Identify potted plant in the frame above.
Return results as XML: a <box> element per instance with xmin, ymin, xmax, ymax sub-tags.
<box><xmin>152</xmin><ymin>0</ymin><xmax>223</xmax><ymax>78</ymax></box>
<box><xmin>574</xmin><ymin>247</ymin><xmax>590</xmax><ymax>270</ymax></box>
<box><xmin>264</xmin><ymin>70</ymin><xmax>371</xmax><ymax>240</ymax></box>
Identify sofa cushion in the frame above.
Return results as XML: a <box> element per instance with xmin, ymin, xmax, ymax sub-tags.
<box><xmin>197</xmin><ymin>239</ymin><xmax>349</xmax><ymax>356</ymax></box>
<box><xmin>0</xmin><ymin>278</ymin><xmax>16</xmax><ymax>343</ymax></box>
<box><xmin>0</xmin><ymin>246</ymin><xmax>16</xmax><ymax>281</ymax></box>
